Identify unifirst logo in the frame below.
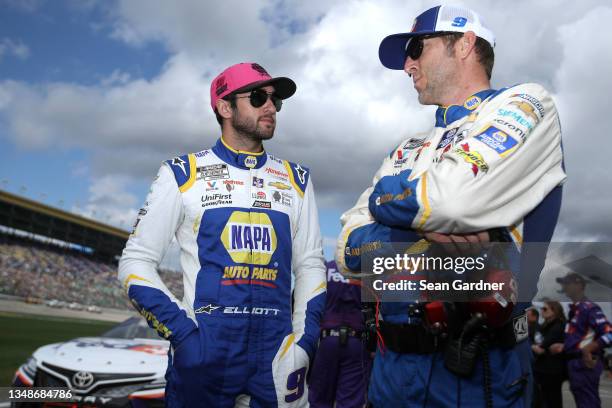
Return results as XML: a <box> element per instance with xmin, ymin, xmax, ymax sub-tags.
<box><xmin>221</xmin><ymin>211</ymin><xmax>277</xmax><ymax>265</ymax></box>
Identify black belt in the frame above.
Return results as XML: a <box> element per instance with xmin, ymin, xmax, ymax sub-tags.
<box><xmin>380</xmin><ymin>321</ymin><xmax>440</xmax><ymax>353</ymax></box>
<box><xmin>380</xmin><ymin>313</ymin><xmax>527</xmax><ymax>354</ymax></box>
<box><xmin>321</xmin><ymin>328</ymin><xmax>364</xmax><ymax>339</ymax></box>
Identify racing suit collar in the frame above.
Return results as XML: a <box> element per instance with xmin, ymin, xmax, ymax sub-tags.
<box><xmin>434</xmin><ymin>88</ymin><xmax>497</xmax><ymax>128</ymax></box>
<box><xmin>213</xmin><ymin>137</ymin><xmax>268</xmax><ymax>170</ymax></box>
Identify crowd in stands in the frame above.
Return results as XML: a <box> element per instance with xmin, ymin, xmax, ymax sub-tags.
<box><xmin>0</xmin><ymin>233</ymin><xmax>182</xmax><ymax>310</ymax></box>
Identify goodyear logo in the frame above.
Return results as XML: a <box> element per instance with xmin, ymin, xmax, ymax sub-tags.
<box><xmin>221</xmin><ymin>211</ymin><xmax>277</xmax><ymax>265</ymax></box>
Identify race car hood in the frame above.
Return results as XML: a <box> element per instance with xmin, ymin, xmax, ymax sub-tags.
<box><xmin>33</xmin><ymin>337</ymin><xmax>169</xmax><ymax>375</ymax></box>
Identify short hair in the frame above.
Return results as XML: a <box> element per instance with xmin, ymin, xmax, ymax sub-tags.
<box><xmin>215</xmin><ymin>96</ymin><xmax>237</xmax><ymax>127</ymax></box>
<box><xmin>443</xmin><ymin>33</ymin><xmax>495</xmax><ymax>80</ymax></box>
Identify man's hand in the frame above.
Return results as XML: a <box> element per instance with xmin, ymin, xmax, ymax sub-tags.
<box><xmin>549</xmin><ymin>343</ymin><xmax>564</xmax><ymax>354</ymax></box>
<box><xmin>581</xmin><ymin>341</ymin><xmax>600</xmax><ymax>369</ymax></box>
<box><xmin>423</xmin><ymin>231</ymin><xmax>490</xmax><ymax>256</ymax></box>
<box><xmin>531</xmin><ymin>344</ymin><xmax>545</xmax><ymax>355</ymax></box>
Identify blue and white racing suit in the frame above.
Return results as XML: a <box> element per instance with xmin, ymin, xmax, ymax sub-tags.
<box><xmin>336</xmin><ymin>84</ymin><xmax>566</xmax><ymax>407</ymax></box>
<box><xmin>119</xmin><ymin>137</ymin><xmax>326</xmax><ymax>407</ymax></box>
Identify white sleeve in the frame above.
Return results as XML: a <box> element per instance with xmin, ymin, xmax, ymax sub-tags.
<box><xmin>291</xmin><ymin>179</ymin><xmax>326</xmax><ymax>358</ymax></box>
<box><xmin>118</xmin><ymin>164</ymin><xmax>196</xmax><ymax>344</ymax></box>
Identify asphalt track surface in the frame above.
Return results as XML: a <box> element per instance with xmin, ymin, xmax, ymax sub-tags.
<box><xmin>0</xmin><ymin>298</ymin><xmax>134</xmax><ymax>322</ymax></box>
<box><xmin>2</xmin><ymin>299</ymin><xmax>611</xmax><ymax>407</ymax></box>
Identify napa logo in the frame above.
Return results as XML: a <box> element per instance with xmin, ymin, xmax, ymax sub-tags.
<box><xmin>463</xmin><ymin>95</ymin><xmax>481</xmax><ymax>110</ymax></box>
<box><xmin>221</xmin><ymin>211</ymin><xmax>277</xmax><ymax>265</ymax></box>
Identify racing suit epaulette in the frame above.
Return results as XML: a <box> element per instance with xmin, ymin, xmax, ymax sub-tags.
<box><xmin>164</xmin><ymin>153</ymin><xmax>197</xmax><ymax>193</ymax></box>
<box><xmin>283</xmin><ymin>160</ymin><xmax>310</xmax><ymax>198</ymax></box>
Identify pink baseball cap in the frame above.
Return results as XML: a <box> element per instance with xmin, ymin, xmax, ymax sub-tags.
<box><xmin>210</xmin><ymin>62</ymin><xmax>297</xmax><ymax>112</ymax></box>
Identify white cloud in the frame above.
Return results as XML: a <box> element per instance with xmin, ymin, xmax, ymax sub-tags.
<box><xmin>75</xmin><ymin>175</ymin><xmax>139</xmax><ymax>229</ymax></box>
<box><xmin>0</xmin><ymin>38</ymin><xmax>30</xmax><ymax>62</ymax></box>
<box><xmin>552</xmin><ymin>5</ymin><xmax>612</xmax><ymax>240</ymax></box>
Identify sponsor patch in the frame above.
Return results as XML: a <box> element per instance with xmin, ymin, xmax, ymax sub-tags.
<box><xmin>375</xmin><ymin>187</ymin><xmax>412</xmax><ymax>205</ymax></box>
<box><xmin>253</xmin><ymin>200</ymin><xmax>272</xmax><ymax>209</ymax></box>
<box><xmin>474</xmin><ymin>126</ymin><xmax>519</xmax><ymax>156</ymax></box>
<box><xmin>510</xmin><ymin>101</ymin><xmax>540</xmax><ymax>123</ymax></box>
<box><xmin>195</xmin><ymin>304</ymin><xmax>220</xmax><ymax>314</ymax></box>
<box><xmin>171</xmin><ymin>157</ymin><xmax>187</xmax><ymax>175</ymax></box>
<box><xmin>252</xmin><ymin>176</ymin><xmax>264</xmax><ymax>188</ymax></box>
<box><xmin>513</xmin><ymin>314</ymin><xmax>529</xmax><ymax>343</ymax></box>
<box><xmin>252</xmin><ymin>191</ymin><xmax>267</xmax><ymax>200</ymax></box>
<box><xmin>201</xmin><ymin>193</ymin><xmax>233</xmax><ymax>208</ymax></box>
<box><xmin>436</xmin><ymin>128</ymin><xmax>459</xmax><ymax>150</ymax></box>
<box><xmin>492</xmin><ymin>119</ymin><xmax>528</xmax><ymax>141</ymax></box>
<box><xmin>197</xmin><ymin>164</ymin><xmax>230</xmax><ymax>181</ymax></box>
<box><xmin>222</xmin><ymin>265</ymin><xmax>278</xmax><ymax>285</ymax></box>
<box><xmin>244</xmin><ymin>155</ymin><xmax>258</xmax><ymax>168</ymax></box>
<box><xmin>403</xmin><ymin>138</ymin><xmax>425</xmax><ymax>150</ymax></box>
<box><xmin>224</xmin><ymin>306</ymin><xmax>280</xmax><ymax>316</ymax></box>
<box><xmin>463</xmin><ymin>95</ymin><xmax>481</xmax><ymax>110</ymax></box>
<box><xmin>272</xmin><ymin>190</ymin><xmax>293</xmax><ymax>207</ymax></box>
<box><xmin>511</xmin><ymin>94</ymin><xmax>545</xmax><ymax>118</ymax></box>
<box><xmin>268</xmin><ymin>155</ymin><xmax>283</xmax><ymax>164</ymax></box>
<box><xmin>265</xmin><ymin>167</ymin><xmax>289</xmax><ymax>179</ymax></box>
<box><xmin>268</xmin><ymin>181</ymin><xmax>291</xmax><ymax>190</ymax></box>
<box><xmin>294</xmin><ymin>164</ymin><xmax>307</xmax><ymax>184</ymax></box>
<box><xmin>454</xmin><ymin>143</ymin><xmax>489</xmax><ymax>176</ymax></box>
<box><xmin>497</xmin><ymin>109</ymin><xmax>534</xmax><ymax>130</ymax></box>
<box><xmin>221</xmin><ymin>211</ymin><xmax>277</xmax><ymax>264</ymax></box>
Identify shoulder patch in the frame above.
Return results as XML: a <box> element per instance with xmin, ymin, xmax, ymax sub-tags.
<box><xmin>165</xmin><ymin>153</ymin><xmax>196</xmax><ymax>193</ymax></box>
<box><xmin>283</xmin><ymin>160</ymin><xmax>310</xmax><ymax>198</ymax></box>
<box><xmin>194</xmin><ymin>149</ymin><xmax>211</xmax><ymax>158</ymax></box>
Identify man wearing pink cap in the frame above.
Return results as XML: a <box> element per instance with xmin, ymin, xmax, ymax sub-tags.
<box><xmin>337</xmin><ymin>4</ymin><xmax>566</xmax><ymax>407</ymax></box>
<box><xmin>119</xmin><ymin>62</ymin><xmax>326</xmax><ymax>407</ymax></box>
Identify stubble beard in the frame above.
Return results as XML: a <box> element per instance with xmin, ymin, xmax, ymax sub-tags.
<box><xmin>418</xmin><ymin>62</ymin><xmax>458</xmax><ymax>106</ymax></box>
<box><xmin>231</xmin><ymin>111</ymin><xmax>275</xmax><ymax>142</ymax></box>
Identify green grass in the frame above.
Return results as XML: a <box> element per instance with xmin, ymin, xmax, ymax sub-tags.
<box><xmin>1</xmin><ymin>312</ymin><xmax>115</xmax><ymax>386</ymax></box>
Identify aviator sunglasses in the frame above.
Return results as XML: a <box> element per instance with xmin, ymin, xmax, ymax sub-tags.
<box><xmin>405</xmin><ymin>32</ymin><xmax>456</xmax><ymax>61</ymax></box>
<box><xmin>231</xmin><ymin>89</ymin><xmax>283</xmax><ymax>111</ymax></box>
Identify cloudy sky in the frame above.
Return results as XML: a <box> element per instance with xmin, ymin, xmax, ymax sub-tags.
<box><xmin>1</xmin><ymin>0</ymin><xmax>611</xmax><ymax>261</ymax></box>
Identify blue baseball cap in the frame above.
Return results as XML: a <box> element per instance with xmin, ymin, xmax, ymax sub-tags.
<box><xmin>379</xmin><ymin>5</ymin><xmax>495</xmax><ymax>70</ymax></box>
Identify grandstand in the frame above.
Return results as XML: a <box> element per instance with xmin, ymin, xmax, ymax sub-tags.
<box><xmin>0</xmin><ymin>190</ymin><xmax>182</xmax><ymax>311</ymax></box>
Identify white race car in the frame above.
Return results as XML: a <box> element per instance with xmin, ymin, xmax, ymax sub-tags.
<box><xmin>13</xmin><ymin>316</ymin><xmax>168</xmax><ymax>408</ymax></box>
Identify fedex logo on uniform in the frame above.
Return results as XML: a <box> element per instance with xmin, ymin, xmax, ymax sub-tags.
<box><xmin>221</xmin><ymin>211</ymin><xmax>277</xmax><ymax>265</ymax></box>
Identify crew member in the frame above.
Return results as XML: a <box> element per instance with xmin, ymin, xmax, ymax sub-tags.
<box><xmin>309</xmin><ymin>261</ymin><xmax>372</xmax><ymax>407</ymax></box>
<box><xmin>550</xmin><ymin>273</ymin><xmax>612</xmax><ymax>408</ymax></box>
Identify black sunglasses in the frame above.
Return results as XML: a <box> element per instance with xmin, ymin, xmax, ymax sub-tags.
<box><xmin>231</xmin><ymin>89</ymin><xmax>283</xmax><ymax>112</ymax></box>
<box><xmin>405</xmin><ymin>32</ymin><xmax>457</xmax><ymax>61</ymax></box>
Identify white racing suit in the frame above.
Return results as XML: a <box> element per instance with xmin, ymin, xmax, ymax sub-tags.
<box><xmin>119</xmin><ymin>137</ymin><xmax>326</xmax><ymax>407</ymax></box>
<box><xmin>336</xmin><ymin>84</ymin><xmax>566</xmax><ymax>407</ymax></box>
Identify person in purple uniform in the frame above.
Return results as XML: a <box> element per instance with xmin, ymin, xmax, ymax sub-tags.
<box><xmin>308</xmin><ymin>261</ymin><xmax>372</xmax><ymax>408</ymax></box>
<box><xmin>550</xmin><ymin>272</ymin><xmax>612</xmax><ymax>408</ymax></box>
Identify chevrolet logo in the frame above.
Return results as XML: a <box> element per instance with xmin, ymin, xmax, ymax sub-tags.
<box><xmin>268</xmin><ymin>181</ymin><xmax>291</xmax><ymax>190</ymax></box>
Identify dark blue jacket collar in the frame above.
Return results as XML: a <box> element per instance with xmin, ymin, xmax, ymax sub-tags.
<box><xmin>434</xmin><ymin>89</ymin><xmax>497</xmax><ymax>128</ymax></box>
<box><xmin>212</xmin><ymin>137</ymin><xmax>267</xmax><ymax>170</ymax></box>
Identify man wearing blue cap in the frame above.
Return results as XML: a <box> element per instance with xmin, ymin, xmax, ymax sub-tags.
<box><xmin>336</xmin><ymin>4</ymin><xmax>566</xmax><ymax>407</ymax></box>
